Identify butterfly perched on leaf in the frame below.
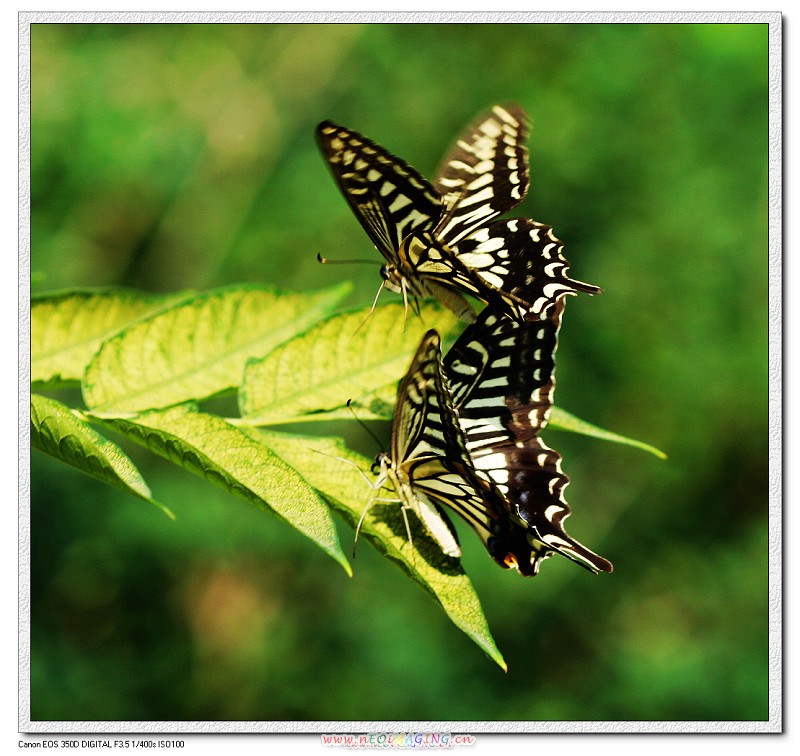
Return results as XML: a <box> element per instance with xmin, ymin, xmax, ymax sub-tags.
<box><xmin>316</xmin><ymin>104</ymin><xmax>600</xmax><ymax>323</ymax></box>
<box><xmin>372</xmin><ymin>328</ymin><xmax>553</xmax><ymax>574</ymax></box>
<box><xmin>443</xmin><ymin>304</ymin><xmax>613</xmax><ymax>575</ymax></box>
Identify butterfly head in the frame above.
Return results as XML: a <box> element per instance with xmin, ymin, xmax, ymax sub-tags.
<box><xmin>371</xmin><ymin>452</ymin><xmax>389</xmax><ymax>476</ymax></box>
<box><xmin>379</xmin><ymin>263</ymin><xmax>404</xmax><ymax>294</ymax></box>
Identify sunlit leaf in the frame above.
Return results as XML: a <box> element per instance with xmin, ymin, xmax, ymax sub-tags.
<box><xmin>549</xmin><ymin>406</ymin><xmax>668</xmax><ymax>459</ymax></box>
<box><xmin>240</xmin><ymin>302</ymin><xmax>460</xmax><ymax>425</ymax></box>
<box><xmin>260</xmin><ymin>429</ymin><xmax>506</xmax><ymax>670</ymax></box>
<box><xmin>30</xmin><ymin>393</ymin><xmax>172</xmax><ymax>518</ymax></box>
<box><xmin>83</xmin><ymin>283</ymin><xmax>351</xmax><ymax>414</ymax></box>
<box><xmin>31</xmin><ymin>288</ymin><xmax>192</xmax><ymax>386</ymax></box>
<box><xmin>97</xmin><ymin>404</ymin><xmax>351</xmax><ymax>575</ymax></box>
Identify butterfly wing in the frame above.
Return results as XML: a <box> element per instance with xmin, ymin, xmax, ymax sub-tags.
<box><xmin>398</xmin><ymin>230</ymin><xmax>488</xmax><ymax>297</ymax></box>
<box><xmin>470</xmin><ymin>440</ymin><xmax>613</xmax><ymax>574</ymax></box>
<box><xmin>451</xmin><ymin>218</ymin><xmax>602</xmax><ymax>321</ymax></box>
<box><xmin>433</xmin><ymin>103</ymin><xmax>531</xmax><ymax>247</ymax></box>
<box><xmin>316</xmin><ymin>121</ymin><xmax>442</xmax><ymax>263</ymax></box>
<box><xmin>444</xmin><ymin>305</ymin><xmax>563</xmax><ymax>450</ymax></box>
<box><xmin>431</xmin><ymin>104</ymin><xmax>600</xmax><ymax>321</ymax></box>
<box><xmin>443</xmin><ymin>305</ymin><xmax>613</xmax><ymax>574</ymax></box>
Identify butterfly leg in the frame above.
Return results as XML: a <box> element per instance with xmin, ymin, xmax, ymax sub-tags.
<box><xmin>353</xmin><ymin>281</ymin><xmax>388</xmax><ymax>335</ymax></box>
<box><xmin>399</xmin><ymin>501</ymin><xmax>415</xmax><ymax>554</ymax></box>
<box><xmin>310</xmin><ymin>447</ymin><xmax>377</xmax><ymax>487</ymax></box>
<box><xmin>355</xmin><ymin>492</ymin><xmax>403</xmax><ymax>557</ymax></box>
<box><xmin>364</xmin><ymin>496</ymin><xmax>418</xmax><ymax>557</ymax></box>
<box><xmin>410</xmin><ymin>293</ymin><xmax>422</xmax><ymax>321</ymax></box>
<box><xmin>400</xmin><ymin>278</ymin><xmax>411</xmax><ymax>330</ymax></box>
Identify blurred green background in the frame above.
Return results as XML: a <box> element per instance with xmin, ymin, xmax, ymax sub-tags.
<box><xmin>29</xmin><ymin>22</ymin><xmax>769</xmax><ymax>722</ymax></box>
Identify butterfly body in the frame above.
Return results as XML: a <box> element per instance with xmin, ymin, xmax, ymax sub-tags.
<box><xmin>371</xmin><ymin>450</ymin><xmax>463</xmax><ymax>559</ymax></box>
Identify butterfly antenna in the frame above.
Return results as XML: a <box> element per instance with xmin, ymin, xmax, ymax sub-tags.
<box><xmin>316</xmin><ymin>252</ymin><xmax>379</xmax><ymax>266</ymax></box>
<box><xmin>309</xmin><ymin>447</ymin><xmax>374</xmax><ymax>487</ymax></box>
<box><xmin>346</xmin><ymin>399</ymin><xmax>386</xmax><ymax>455</ymax></box>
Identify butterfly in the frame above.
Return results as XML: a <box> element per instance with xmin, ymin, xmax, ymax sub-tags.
<box><xmin>443</xmin><ymin>304</ymin><xmax>613</xmax><ymax>575</ymax></box>
<box><xmin>372</xmin><ymin>329</ymin><xmax>550</xmax><ymax>573</ymax></box>
<box><xmin>317</xmin><ymin>104</ymin><xmax>600</xmax><ymax>323</ymax></box>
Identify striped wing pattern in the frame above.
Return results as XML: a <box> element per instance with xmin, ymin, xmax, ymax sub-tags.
<box><xmin>320</xmin><ymin>109</ymin><xmax>612</xmax><ymax>577</ymax></box>
<box><xmin>385</xmin><ymin>330</ymin><xmax>549</xmax><ymax>573</ymax></box>
<box><xmin>443</xmin><ymin>306</ymin><xmax>613</xmax><ymax>575</ymax></box>
<box><xmin>434</xmin><ymin>103</ymin><xmax>531</xmax><ymax>246</ymax></box>
<box><xmin>470</xmin><ymin>441</ymin><xmax>613</xmax><ymax>574</ymax></box>
<box><xmin>445</xmin><ymin>305</ymin><xmax>562</xmax><ymax>451</ymax></box>
<box><xmin>316</xmin><ymin>121</ymin><xmax>441</xmax><ymax>262</ymax></box>
<box><xmin>452</xmin><ymin>218</ymin><xmax>603</xmax><ymax>320</ymax></box>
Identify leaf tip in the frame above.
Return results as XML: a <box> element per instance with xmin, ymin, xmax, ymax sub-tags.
<box><xmin>158</xmin><ymin>502</ymin><xmax>177</xmax><ymax>521</ymax></box>
<box><xmin>635</xmin><ymin>440</ymin><xmax>669</xmax><ymax>460</ymax></box>
<box><xmin>323</xmin><ymin>546</ymin><xmax>353</xmax><ymax>577</ymax></box>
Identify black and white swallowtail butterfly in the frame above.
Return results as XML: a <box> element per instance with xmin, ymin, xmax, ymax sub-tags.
<box><xmin>317</xmin><ymin>104</ymin><xmax>600</xmax><ymax>323</ymax></box>
<box><xmin>373</xmin><ymin>329</ymin><xmax>551</xmax><ymax>573</ymax></box>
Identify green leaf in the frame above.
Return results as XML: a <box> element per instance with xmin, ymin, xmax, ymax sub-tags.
<box><xmin>260</xmin><ymin>429</ymin><xmax>506</xmax><ymax>670</ymax></box>
<box><xmin>240</xmin><ymin>302</ymin><xmax>460</xmax><ymax>425</ymax></box>
<box><xmin>31</xmin><ymin>288</ymin><xmax>192</xmax><ymax>386</ymax></box>
<box><xmin>30</xmin><ymin>393</ymin><xmax>172</xmax><ymax>518</ymax></box>
<box><xmin>83</xmin><ymin>283</ymin><xmax>351</xmax><ymax>414</ymax></box>
<box><xmin>96</xmin><ymin>404</ymin><xmax>351</xmax><ymax>575</ymax></box>
<box><xmin>549</xmin><ymin>406</ymin><xmax>668</xmax><ymax>459</ymax></box>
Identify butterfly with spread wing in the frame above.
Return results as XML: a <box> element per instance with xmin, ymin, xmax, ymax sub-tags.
<box><xmin>317</xmin><ymin>104</ymin><xmax>600</xmax><ymax>323</ymax></box>
<box><xmin>372</xmin><ymin>329</ymin><xmax>549</xmax><ymax>573</ymax></box>
<box><xmin>443</xmin><ymin>304</ymin><xmax>613</xmax><ymax>575</ymax></box>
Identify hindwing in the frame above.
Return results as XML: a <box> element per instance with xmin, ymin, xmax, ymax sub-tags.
<box><xmin>443</xmin><ymin>305</ymin><xmax>613</xmax><ymax>575</ymax></box>
<box><xmin>469</xmin><ymin>439</ymin><xmax>613</xmax><ymax>574</ymax></box>
<box><xmin>453</xmin><ymin>218</ymin><xmax>602</xmax><ymax>320</ymax></box>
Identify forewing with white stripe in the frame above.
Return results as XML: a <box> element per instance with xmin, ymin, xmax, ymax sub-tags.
<box><xmin>444</xmin><ymin>305</ymin><xmax>563</xmax><ymax>451</ymax></box>
<box><xmin>434</xmin><ymin>104</ymin><xmax>531</xmax><ymax>247</ymax></box>
<box><xmin>317</xmin><ymin>121</ymin><xmax>442</xmax><ymax>262</ymax></box>
<box><xmin>318</xmin><ymin>108</ymin><xmax>601</xmax><ymax>324</ymax></box>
